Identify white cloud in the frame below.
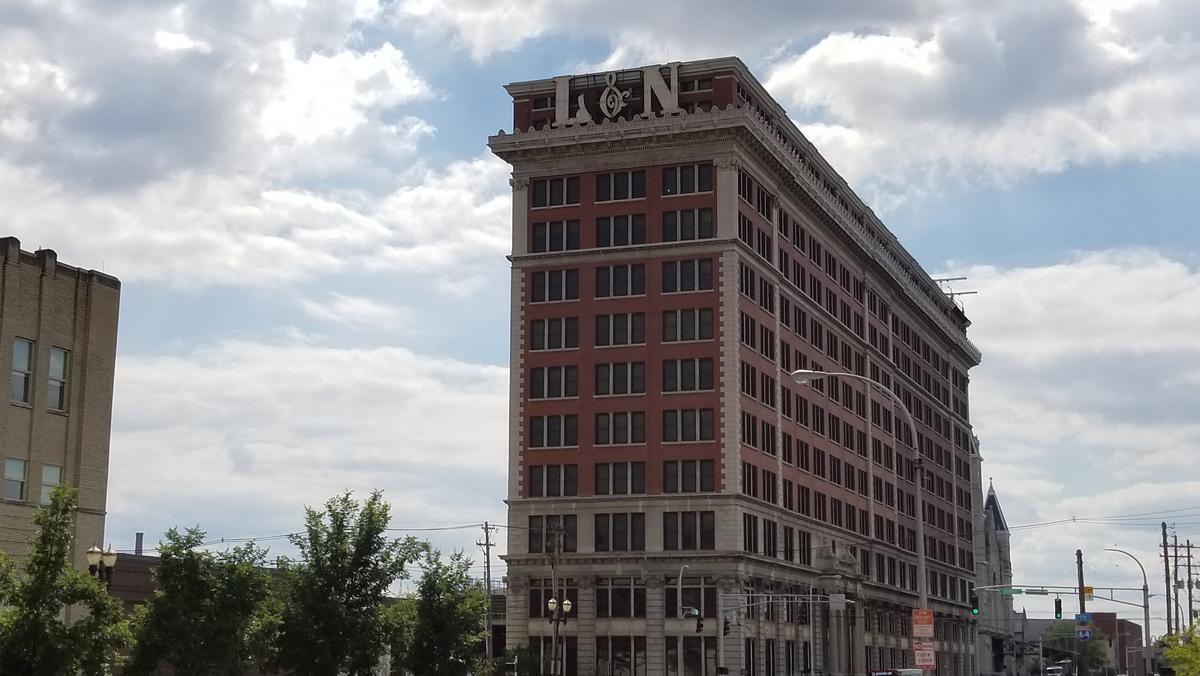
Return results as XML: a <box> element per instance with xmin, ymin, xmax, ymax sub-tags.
<box><xmin>260</xmin><ymin>41</ymin><xmax>432</xmax><ymax>143</ymax></box>
<box><xmin>106</xmin><ymin>335</ymin><xmax>509</xmax><ymax>558</ymax></box>
<box><xmin>0</xmin><ymin>0</ymin><xmax>510</xmax><ymax>291</ymax></box>
<box><xmin>764</xmin><ymin>0</ymin><xmax>1200</xmax><ymax>201</ymax></box>
<box><xmin>954</xmin><ymin>248</ymin><xmax>1200</xmax><ymax>633</ymax></box>
<box><xmin>154</xmin><ymin>30</ymin><xmax>211</xmax><ymax>53</ymax></box>
<box><xmin>299</xmin><ymin>292</ymin><xmax>413</xmax><ymax>330</ymax></box>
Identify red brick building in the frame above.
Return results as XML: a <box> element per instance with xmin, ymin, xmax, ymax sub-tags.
<box><xmin>489</xmin><ymin>57</ymin><xmax>982</xmax><ymax>676</ymax></box>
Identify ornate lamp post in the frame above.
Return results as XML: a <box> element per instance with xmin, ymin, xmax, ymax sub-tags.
<box><xmin>85</xmin><ymin>543</ymin><xmax>118</xmax><ymax>588</ymax></box>
<box><xmin>547</xmin><ymin>596</ymin><xmax>572</xmax><ymax>675</ymax></box>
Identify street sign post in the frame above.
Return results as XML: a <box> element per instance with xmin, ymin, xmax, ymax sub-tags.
<box><xmin>912</xmin><ymin>609</ymin><xmax>934</xmax><ymax>639</ymax></box>
<box><xmin>914</xmin><ymin>641</ymin><xmax>936</xmax><ymax>669</ymax></box>
<box><xmin>1075</xmin><ymin>612</ymin><xmax>1092</xmax><ymax>641</ymax></box>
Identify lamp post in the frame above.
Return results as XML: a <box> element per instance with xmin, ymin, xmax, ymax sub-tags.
<box><xmin>790</xmin><ymin>369</ymin><xmax>928</xmax><ymax>611</ymax></box>
<box><xmin>1104</xmin><ymin>548</ymin><xmax>1153</xmax><ymax>676</ymax></box>
<box><xmin>85</xmin><ymin>543</ymin><xmax>118</xmax><ymax>588</ymax></box>
<box><xmin>547</xmin><ymin>596</ymin><xmax>572</xmax><ymax>676</ymax></box>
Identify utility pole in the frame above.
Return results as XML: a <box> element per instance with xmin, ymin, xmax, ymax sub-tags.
<box><xmin>1076</xmin><ymin>549</ymin><xmax>1087</xmax><ymax>614</ymax></box>
<box><xmin>1189</xmin><ymin>540</ymin><xmax>1196</xmax><ymax>631</ymax></box>
<box><xmin>1163</xmin><ymin>522</ymin><xmax>1174</xmax><ymax>634</ymax></box>
<box><xmin>1175</xmin><ymin>533</ymin><xmax>1182</xmax><ymax>632</ymax></box>
<box><xmin>478</xmin><ymin>521</ymin><xmax>498</xmax><ymax>675</ymax></box>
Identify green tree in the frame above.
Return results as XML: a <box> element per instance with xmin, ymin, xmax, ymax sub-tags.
<box><xmin>0</xmin><ymin>485</ymin><xmax>132</xmax><ymax>675</ymax></box>
<box><xmin>497</xmin><ymin>645</ymin><xmax>540</xmax><ymax>676</ymax></box>
<box><xmin>1043</xmin><ymin>620</ymin><xmax>1110</xmax><ymax>671</ymax></box>
<box><xmin>382</xmin><ymin>596</ymin><xmax>417</xmax><ymax>673</ymax></box>
<box><xmin>405</xmin><ymin>548</ymin><xmax>488</xmax><ymax>676</ymax></box>
<box><xmin>271</xmin><ymin>490</ymin><xmax>421</xmax><ymax>676</ymax></box>
<box><xmin>1163</xmin><ymin>626</ymin><xmax>1200</xmax><ymax>676</ymax></box>
<box><xmin>125</xmin><ymin>527</ymin><xmax>273</xmax><ymax>675</ymax></box>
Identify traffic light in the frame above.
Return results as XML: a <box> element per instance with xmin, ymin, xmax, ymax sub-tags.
<box><xmin>1054</xmin><ymin>598</ymin><xmax>1063</xmax><ymax>620</ymax></box>
<box><xmin>723</xmin><ymin>618</ymin><xmax>731</xmax><ymax>636</ymax></box>
<box><xmin>970</xmin><ymin>593</ymin><xmax>980</xmax><ymax>616</ymax></box>
<box><xmin>696</xmin><ymin>616</ymin><xmax>704</xmax><ymax>633</ymax></box>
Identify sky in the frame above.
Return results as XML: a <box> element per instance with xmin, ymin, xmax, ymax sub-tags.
<box><xmin>3</xmin><ymin>0</ymin><xmax>1200</xmax><ymax>630</ymax></box>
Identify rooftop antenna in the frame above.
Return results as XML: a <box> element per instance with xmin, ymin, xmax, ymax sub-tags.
<box><xmin>932</xmin><ymin>276</ymin><xmax>977</xmax><ymax>309</ymax></box>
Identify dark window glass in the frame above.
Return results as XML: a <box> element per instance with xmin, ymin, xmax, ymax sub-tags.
<box><xmin>530</xmin><ymin>466</ymin><xmax>544</xmax><ymax>497</ymax></box>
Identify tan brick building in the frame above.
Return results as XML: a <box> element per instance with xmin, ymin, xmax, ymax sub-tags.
<box><xmin>0</xmin><ymin>236</ymin><xmax>120</xmax><ymax>569</ymax></box>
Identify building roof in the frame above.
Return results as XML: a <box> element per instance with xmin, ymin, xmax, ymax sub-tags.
<box><xmin>985</xmin><ymin>480</ymin><xmax>1009</xmax><ymax>532</ymax></box>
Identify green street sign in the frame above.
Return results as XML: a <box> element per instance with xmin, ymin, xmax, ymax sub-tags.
<box><xmin>999</xmin><ymin>588</ymin><xmax>1024</xmax><ymax>595</ymax></box>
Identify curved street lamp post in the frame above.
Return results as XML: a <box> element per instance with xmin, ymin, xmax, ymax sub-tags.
<box><xmin>790</xmin><ymin>369</ymin><xmax>929</xmax><ymax>611</ymax></box>
<box><xmin>1104</xmin><ymin>548</ymin><xmax>1153</xmax><ymax>676</ymax></box>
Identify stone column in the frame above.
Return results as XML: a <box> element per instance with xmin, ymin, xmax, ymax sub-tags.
<box><xmin>647</xmin><ymin>575</ymin><xmax>666</xmax><ymax>676</ymax></box>
<box><xmin>507</xmin><ymin>576</ymin><xmax>530</xmax><ymax>652</ymax></box>
<box><xmin>576</xmin><ymin>576</ymin><xmax>595</xmax><ymax>676</ymax></box>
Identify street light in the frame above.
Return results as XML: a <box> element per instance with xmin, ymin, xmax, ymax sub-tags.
<box><xmin>790</xmin><ymin>369</ymin><xmax>929</xmax><ymax>610</ymax></box>
<box><xmin>86</xmin><ymin>543</ymin><xmax>118</xmax><ymax>588</ymax></box>
<box><xmin>1105</xmin><ymin>548</ymin><xmax>1153</xmax><ymax>676</ymax></box>
<box><xmin>547</xmin><ymin>596</ymin><xmax>572</xmax><ymax>675</ymax></box>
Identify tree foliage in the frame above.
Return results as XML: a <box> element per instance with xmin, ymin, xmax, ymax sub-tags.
<box><xmin>404</xmin><ymin>548</ymin><xmax>488</xmax><ymax>676</ymax></box>
<box><xmin>270</xmin><ymin>490</ymin><xmax>422</xmax><ymax>676</ymax></box>
<box><xmin>1163</xmin><ymin>626</ymin><xmax>1200</xmax><ymax>676</ymax></box>
<box><xmin>125</xmin><ymin>527</ymin><xmax>273</xmax><ymax>675</ymax></box>
<box><xmin>1043</xmin><ymin>619</ymin><xmax>1111</xmax><ymax>670</ymax></box>
<box><xmin>497</xmin><ymin>645</ymin><xmax>541</xmax><ymax>676</ymax></box>
<box><xmin>0</xmin><ymin>485</ymin><xmax>132</xmax><ymax>675</ymax></box>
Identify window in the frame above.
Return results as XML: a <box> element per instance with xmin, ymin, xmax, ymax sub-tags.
<box><xmin>531</xmin><ymin>220</ymin><xmax>581</xmax><ymax>252</ymax></box>
<box><xmin>662</xmin><ymin>308</ymin><xmax>713</xmax><ymax>342</ymax></box>
<box><xmin>532</xmin><ymin>176</ymin><xmax>581</xmax><ymax>207</ymax></box>
<box><xmin>594</xmin><ymin>462</ymin><xmax>646</xmax><ymax>495</ymax></box>
<box><xmin>594</xmin><ymin>362</ymin><xmax>645</xmax><ymax>396</ymax></box>
<box><xmin>4</xmin><ymin>459</ymin><xmax>26</xmax><ymax>501</ymax></box>
<box><xmin>528</xmin><ymin>464</ymin><xmax>578</xmax><ymax>498</ymax></box>
<box><xmin>596</xmin><ymin>171</ymin><xmax>646</xmax><ymax>202</ymax></box>
<box><xmin>662</xmin><ymin>208</ymin><xmax>714</xmax><ymax>241</ymax></box>
<box><xmin>595</xmin><ymin>264</ymin><xmax>646</xmax><ymax>298</ymax></box>
<box><xmin>662</xmin><ymin>358</ymin><xmax>714</xmax><ymax>392</ymax></box>
<box><xmin>596</xmin><ymin>636</ymin><xmax>648</xmax><ymax>676</ymax></box>
<box><xmin>595</xmin><ymin>412</ymin><xmax>646</xmax><ymax>445</ymax></box>
<box><xmin>665</xmin><ymin>577</ymin><xmax>720</xmax><ymax>618</ymax></box>
<box><xmin>595</xmin><ymin>578</ymin><xmax>647</xmax><ymax>618</ymax></box>
<box><xmin>662</xmin><ymin>164</ymin><xmax>713</xmax><ymax>195</ymax></box>
<box><xmin>662</xmin><ymin>409</ymin><xmax>715</xmax><ymax>442</ymax></box>
<box><xmin>529</xmin><ymin>415</ymin><xmax>578</xmax><ymax>448</ymax></box>
<box><xmin>595</xmin><ymin>313</ymin><xmax>646</xmax><ymax>346</ymax></box>
<box><xmin>663</xmin><ymin>460</ymin><xmax>715</xmax><ymax>493</ymax></box>
<box><xmin>594</xmin><ymin>513</ymin><xmax>646</xmax><ymax>552</ymax></box>
<box><xmin>530</xmin><ymin>317</ymin><xmax>578</xmax><ymax>351</ymax></box>
<box><xmin>47</xmin><ymin>348</ymin><xmax>68</xmax><ymax>411</ymax></box>
<box><xmin>531</xmin><ymin>269</ymin><xmax>579</xmax><ymax>302</ymax></box>
<box><xmin>743</xmin><ymin>513</ymin><xmax>759</xmax><ymax>553</ymax></box>
<box><xmin>529</xmin><ymin>578</ymin><xmax>579</xmax><ymax>619</ymax></box>
<box><xmin>527</xmin><ymin>514</ymin><xmax>577</xmax><ymax>553</ymax></box>
<box><xmin>530</xmin><ymin>366</ymin><xmax>578</xmax><ymax>399</ymax></box>
<box><xmin>39</xmin><ymin>464</ymin><xmax>63</xmax><ymax>505</ymax></box>
<box><xmin>595</xmin><ymin>214</ymin><xmax>647</xmax><ymax>247</ymax></box>
<box><xmin>662</xmin><ymin>259</ymin><xmax>713</xmax><ymax>293</ymax></box>
<box><xmin>11</xmin><ymin>338</ymin><xmax>32</xmax><ymax>404</ymax></box>
<box><xmin>663</xmin><ymin>511</ymin><xmax>716</xmax><ymax>550</ymax></box>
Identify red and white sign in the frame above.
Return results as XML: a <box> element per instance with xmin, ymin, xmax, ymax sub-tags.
<box><xmin>912</xmin><ymin>609</ymin><xmax>935</xmax><ymax>639</ymax></box>
<box><xmin>914</xmin><ymin>641</ymin><xmax>936</xmax><ymax>670</ymax></box>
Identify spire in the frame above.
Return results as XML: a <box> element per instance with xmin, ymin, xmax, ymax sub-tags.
<box><xmin>984</xmin><ymin>481</ymin><xmax>1009</xmax><ymax>532</ymax></box>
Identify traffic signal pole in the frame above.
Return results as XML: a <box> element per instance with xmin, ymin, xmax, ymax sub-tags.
<box><xmin>1077</xmin><ymin>549</ymin><xmax>1089</xmax><ymax>676</ymax></box>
